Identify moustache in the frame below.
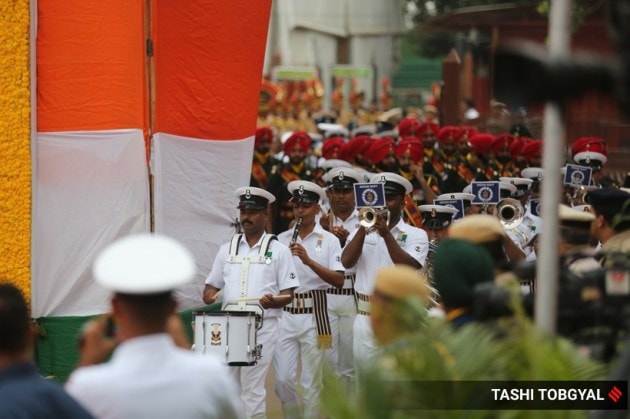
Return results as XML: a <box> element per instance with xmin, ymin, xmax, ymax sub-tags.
<box><xmin>241</xmin><ymin>221</ymin><xmax>253</xmax><ymax>226</ymax></box>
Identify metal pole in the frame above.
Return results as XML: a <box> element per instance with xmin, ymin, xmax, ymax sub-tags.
<box><xmin>534</xmin><ymin>0</ymin><xmax>573</xmax><ymax>335</ymax></box>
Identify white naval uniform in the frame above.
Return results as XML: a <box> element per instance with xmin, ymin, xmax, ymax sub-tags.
<box><xmin>509</xmin><ymin>205</ymin><xmax>542</xmax><ymax>261</ymax></box>
<box><xmin>274</xmin><ymin>223</ymin><xmax>344</xmax><ymax>419</ymax></box>
<box><xmin>66</xmin><ymin>334</ymin><xmax>243</xmax><ymax>419</ymax></box>
<box><xmin>346</xmin><ymin>218</ymin><xmax>428</xmax><ymax>365</ymax></box>
<box><xmin>325</xmin><ymin>209</ymin><xmax>360</xmax><ymax>390</ymax></box>
<box><xmin>205</xmin><ymin>234</ymin><xmax>299</xmax><ymax>419</ymax></box>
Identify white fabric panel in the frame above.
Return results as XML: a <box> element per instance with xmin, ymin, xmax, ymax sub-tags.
<box><xmin>350</xmin><ymin>35</ymin><xmax>400</xmax><ymax>103</ymax></box>
<box><xmin>348</xmin><ymin>0</ymin><xmax>405</xmax><ymax>35</ymax></box>
<box><xmin>278</xmin><ymin>0</ymin><xmax>346</xmax><ymax>37</ymax></box>
<box><xmin>151</xmin><ymin>133</ymin><xmax>254</xmax><ymax>311</ymax></box>
<box><xmin>33</xmin><ymin>129</ymin><xmax>150</xmax><ymax>317</ymax></box>
<box><xmin>288</xmin><ymin>31</ymin><xmax>338</xmax><ymax>69</ymax></box>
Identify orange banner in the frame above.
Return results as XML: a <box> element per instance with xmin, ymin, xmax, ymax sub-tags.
<box><xmin>152</xmin><ymin>0</ymin><xmax>272</xmax><ymax>140</ymax></box>
<box><xmin>36</xmin><ymin>0</ymin><xmax>147</xmax><ymax>133</ymax></box>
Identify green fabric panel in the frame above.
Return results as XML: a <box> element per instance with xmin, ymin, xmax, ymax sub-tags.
<box><xmin>34</xmin><ymin>316</ymin><xmax>93</xmax><ymax>383</ymax></box>
<box><xmin>34</xmin><ymin>303</ymin><xmax>221</xmax><ymax>383</ymax></box>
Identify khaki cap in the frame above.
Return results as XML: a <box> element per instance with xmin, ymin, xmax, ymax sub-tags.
<box><xmin>448</xmin><ymin>214</ymin><xmax>505</xmax><ymax>243</ymax></box>
<box><xmin>374</xmin><ymin>265</ymin><xmax>431</xmax><ymax>303</ymax></box>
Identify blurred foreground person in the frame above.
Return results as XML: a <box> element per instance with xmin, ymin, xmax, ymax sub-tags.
<box><xmin>433</xmin><ymin>238</ymin><xmax>495</xmax><ymax>328</ymax></box>
<box><xmin>0</xmin><ymin>284</ymin><xmax>93</xmax><ymax>418</ymax></box>
<box><xmin>588</xmin><ymin>187</ymin><xmax>630</xmax><ymax>255</ymax></box>
<box><xmin>66</xmin><ymin>234</ymin><xmax>242</xmax><ymax>419</ymax></box>
<box><xmin>371</xmin><ymin>265</ymin><xmax>434</xmax><ymax>346</ymax></box>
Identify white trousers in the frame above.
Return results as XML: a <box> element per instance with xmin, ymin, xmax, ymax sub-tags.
<box><xmin>352</xmin><ymin>313</ymin><xmax>382</xmax><ymax>372</ymax></box>
<box><xmin>229</xmin><ymin>317</ymin><xmax>278</xmax><ymax>419</ymax></box>
<box><xmin>273</xmin><ymin>312</ymin><xmax>325</xmax><ymax>419</ymax></box>
<box><xmin>325</xmin><ymin>293</ymin><xmax>356</xmax><ymax>389</ymax></box>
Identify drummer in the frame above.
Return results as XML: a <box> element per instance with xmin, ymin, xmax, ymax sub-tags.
<box><xmin>203</xmin><ymin>186</ymin><xmax>299</xmax><ymax>418</ymax></box>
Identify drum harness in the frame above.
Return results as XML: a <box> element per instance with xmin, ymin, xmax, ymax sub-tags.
<box><xmin>225</xmin><ymin>233</ymin><xmax>275</xmax><ymax>316</ymax></box>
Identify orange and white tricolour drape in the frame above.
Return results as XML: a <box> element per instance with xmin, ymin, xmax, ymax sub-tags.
<box><xmin>33</xmin><ymin>0</ymin><xmax>271</xmax><ymax>317</ymax></box>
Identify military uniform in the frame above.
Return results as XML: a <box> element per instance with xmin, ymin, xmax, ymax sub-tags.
<box><xmin>251</xmin><ymin>127</ymin><xmax>280</xmax><ymax>189</ymax></box>
<box><xmin>267</xmin><ymin>132</ymin><xmax>314</xmax><ymax>234</ymax></box>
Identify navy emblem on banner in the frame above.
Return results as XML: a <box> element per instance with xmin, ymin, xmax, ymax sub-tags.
<box><xmin>563</xmin><ymin>164</ymin><xmax>592</xmax><ymax>187</ymax></box>
<box><xmin>472</xmin><ymin>181</ymin><xmax>500</xmax><ymax>204</ymax></box>
<box><xmin>354</xmin><ymin>182</ymin><xmax>386</xmax><ymax>208</ymax></box>
<box><xmin>434</xmin><ymin>198</ymin><xmax>465</xmax><ymax>220</ymax></box>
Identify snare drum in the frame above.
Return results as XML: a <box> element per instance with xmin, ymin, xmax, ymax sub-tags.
<box><xmin>192</xmin><ymin>311</ymin><xmax>262</xmax><ymax>366</ymax></box>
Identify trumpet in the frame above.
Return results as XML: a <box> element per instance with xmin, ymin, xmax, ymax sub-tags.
<box><xmin>358</xmin><ymin>207</ymin><xmax>389</xmax><ymax>229</ymax></box>
<box><xmin>493</xmin><ymin>198</ymin><xmax>524</xmax><ymax>230</ymax></box>
<box><xmin>290</xmin><ymin>217</ymin><xmax>303</xmax><ymax>245</ymax></box>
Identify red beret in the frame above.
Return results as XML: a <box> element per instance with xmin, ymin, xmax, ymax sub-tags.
<box><xmin>395</xmin><ymin>136</ymin><xmax>423</xmax><ymax>162</ymax></box>
<box><xmin>437</xmin><ymin>126</ymin><xmax>459</xmax><ymax>144</ymax></box>
<box><xmin>322</xmin><ymin>137</ymin><xmax>345</xmax><ymax>160</ymax></box>
<box><xmin>522</xmin><ymin>140</ymin><xmax>542</xmax><ymax>162</ymax></box>
<box><xmin>341</xmin><ymin>135</ymin><xmax>372</xmax><ymax>162</ymax></box>
<box><xmin>255</xmin><ymin>127</ymin><xmax>274</xmax><ymax>146</ymax></box>
<box><xmin>417</xmin><ymin>121</ymin><xmax>440</xmax><ymax>139</ymax></box>
<box><xmin>365</xmin><ymin>137</ymin><xmax>395</xmax><ymax>164</ymax></box>
<box><xmin>469</xmin><ymin>133</ymin><xmax>495</xmax><ymax>155</ymax></box>
<box><xmin>283</xmin><ymin>131</ymin><xmax>312</xmax><ymax>154</ymax></box>
<box><xmin>572</xmin><ymin>137</ymin><xmax>607</xmax><ymax>165</ymax></box>
<box><xmin>509</xmin><ymin>137</ymin><xmax>530</xmax><ymax>159</ymax></box>
<box><xmin>491</xmin><ymin>133</ymin><xmax>515</xmax><ymax>155</ymax></box>
<box><xmin>455</xmin><ymin>126</ymin><xmax>478</xmax><ymax>142</ymax></box>
<box><xmin>397</xmin><ymin>117</ymin><xmax>422</xmax><ymax>138</ymax></box>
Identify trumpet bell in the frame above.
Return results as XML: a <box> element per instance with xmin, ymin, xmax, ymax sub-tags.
<box><xmin>358</xmin><ymin>207</ymin><xmax>389</xmax><ymax>229</ymax></box>
<box><xmin>493</xmin><ymin>198</ymin><xmax>524</xmax><ymax>230</ymax></box>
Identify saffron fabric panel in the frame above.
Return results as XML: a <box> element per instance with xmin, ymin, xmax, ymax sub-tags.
<box><xmin>152</xmin><ymin>0</ymin><xmax>272</xmax><ymax>140</ymax></box>
<box><xmin>36</xmin><ymin>0</ymin><xmax>147</xmax><ymax>135</ymax></box>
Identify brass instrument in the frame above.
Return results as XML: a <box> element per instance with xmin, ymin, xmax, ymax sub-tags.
<box><xmin>565</xmin><ymin>184</ymin><xmax>594</xmax><ymax>207</ymax></box>
<box><xmin>494</xmin><ymin>198</ymin><xmax>529</xmax><ymax>247</ymax></box>
<box><xmin>493</xmin><ymin>198</ymin><xmax>524</xmax><ymax>230</ymax></box>
<box><xmin>422</xmin><ymin>236</ymin><xmax>438</xmax><ymax>282</ymax></box>
<box><xmin>290</xmin><ymin>217</ymin><xmax>303</xmax><ymax>245</ymax></box>
<box><xmin>358</xmin><ymin>207</ymin><xmax>389</xmax><ymax>229</ymax></box>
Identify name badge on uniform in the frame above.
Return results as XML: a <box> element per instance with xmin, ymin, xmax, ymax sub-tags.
<box><xmin>265</xmin><ymin>251</ymin><xmax>272</xmax><ymax>264</ymax></box>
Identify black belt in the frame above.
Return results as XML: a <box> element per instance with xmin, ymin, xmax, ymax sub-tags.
<box><xmin>327</xmin><ymin>288</ymin><xmax>355</xmax><ymax>295</ymax></box>
<box><xmin>283</xmin><ymin>306</ymin><xmax>313</xmax><ymax>314</ymax></box>
<box><xmin>328</xmin><ymin>274</ymin><xmax>356</xmax><ymax>295</ymax></box>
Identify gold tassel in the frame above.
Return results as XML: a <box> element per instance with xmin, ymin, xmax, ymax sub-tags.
<box><xmin>317</xmin><ymin>334</ymin><xmax>333</xmax><ymax>349</ymax></box>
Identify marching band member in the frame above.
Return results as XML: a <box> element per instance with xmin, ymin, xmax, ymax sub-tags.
<box><xmin>341</xmin><ymin>172</ymin><xmax>429</xmax><ymax>366</ymax></box>
<box><xmin>274</xmin><ymin>180</ymin><xmax>344</xmax><ymax>419</ymax></box>
<box><xmin>320</xmin><ymin>167</ymin><xmax>362</xmax><ymax>392</ymax></box>
<box><xmin>500</xmin><ymin>176</ymin><xmax>541</xmax><ymax>258</ymax></box>
<box><xmin>203</xmin><ymin>187</ymin><xmax>299</xmax><ymax>418</ymax></box>
<box><xmin>418</xmin><ymin>204</ymin><xmax>458</xmax><ymax>282</ymax></box>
